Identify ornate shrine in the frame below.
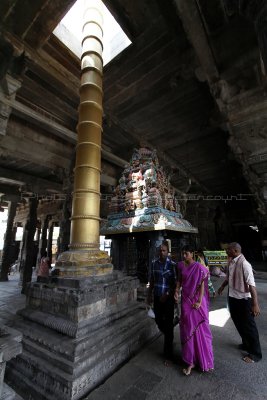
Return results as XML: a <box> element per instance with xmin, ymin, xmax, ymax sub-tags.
<box><xmin>101</xmin><ymin>148</ymin><xmax>198</xmax><ymax>284</ymax></box>
<box><xmin>101</xmin><ymin>147</ymin><xmax>198</xmax><ymax>234</ymax></box>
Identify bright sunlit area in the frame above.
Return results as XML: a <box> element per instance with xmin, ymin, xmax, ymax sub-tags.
<box><xmin>53</xmin><ymin>0</ymin><xmax>132</xmax><ymax>66</ymax></box>
<box><xmin>209</xmin><ymin>308</ymin><xmax>230</xmax><ymax>328</ymax></box>
<box><xmin>0</xmin><ymin>208</ymin><xmax>8</xmax><ymax>250</ymax></box>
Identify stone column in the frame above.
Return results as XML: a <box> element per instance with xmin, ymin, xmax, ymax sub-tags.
<box><xmin>20</xmin><ymin>198</ymin><xmax>38</xmax><ymax>294</ymax></box>
<box><xmin>47</xmin><ymin>220</ymin><xmax>54</xmax><ymax>262</ymax></box>
<box><xmin>17</xmin><ymin>222</ymin><xmax>26</xmax><ymax>279</ymax></box>
<box><xmin>35</xmin><ymin>221</ymin><xmax>41</xmax><ymax>249</ymax></box>
<box><xmin>56</xmin><ymin>0</ymin><xmax>112</xmax><ymax>277</ymax></box>
<box><xmin>36</xmin><ymin>215</ymin><xmax>49</xmax><ymax>266</ymax></box>
<box><xmin>0</xmin><ymin>200</ymin><xmax>17</xmax><ymax>281</ymax></box>
<box><xmin>57</xmin><ymin>194</ymin><xmax>71</xmax><ymax>257</ymax></box>
<box><xmin>197</xmin><ymin>205</ymin><xmax>210</xmax><ymax>248</ymax></box>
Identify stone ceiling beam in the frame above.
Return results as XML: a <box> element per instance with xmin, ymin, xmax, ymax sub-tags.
<box><xmin>0</xmin><ymin>183</ymin><xmax>22</xmax><ymax>199</ymax></box>
<box><xmin>1</xmin><ymin>95</ymin><xmax>77</xmax><ymax>143</ymax></box>
<box><xmin>4</xmin><ymin>31</ymin><xmax>80</xmax><ymax>94</ymax></box>
<box><xmin>173</xmin><ymin>0</ymin><xmax>219</xmax><ymax>83</ymax></box>
<box><xmin>0</xmin><ymin>166</ymin><xmax>62</xmax><ymax>193</ymax></box>
<box><xmin>0</xmin><ymin>97</ymin><xmax>128</xmax><ymax>171</ymax></box>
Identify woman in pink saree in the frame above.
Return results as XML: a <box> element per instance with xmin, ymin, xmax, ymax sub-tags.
<box><xmin>176</xmin><ymin>245</ymin><xmax>214</xmax><ymax>375</ymax></box>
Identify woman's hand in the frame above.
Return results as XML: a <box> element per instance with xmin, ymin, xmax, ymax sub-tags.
<box><xmin>192</xmin><ymin>301</ymin><xmax>201</xmax><ymax>309</ymax></box>
<box><xmin>174</xmin><ymin>290</ymin><xmax>179</xmax><ymax>303</ymax></box>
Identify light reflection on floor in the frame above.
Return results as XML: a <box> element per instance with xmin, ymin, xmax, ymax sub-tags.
<box><xmin>209</xmin><ymin>307</ymin><xmax>230</xmax><ymax>327</ymax></box>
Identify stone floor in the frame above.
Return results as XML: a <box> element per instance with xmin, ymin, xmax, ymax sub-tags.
<box><xmin>1</xmin><ymin>269</ymin><xmax>267</xmax><ymax>400</ymax></box>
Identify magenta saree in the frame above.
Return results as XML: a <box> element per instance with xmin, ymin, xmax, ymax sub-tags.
<box><xmin>177</xmin><ymin>261</ymin><xmax>214</xmax><ymax>371</ymax></box>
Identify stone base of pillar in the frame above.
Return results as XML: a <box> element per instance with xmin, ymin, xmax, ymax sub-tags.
<box><xmin>6</xmin><ymin>272</ymin><xmax>158</xmax><ymax>400</ymax></box>
<box><xmin>55</xmin><ymin>249</ymin><xmax>113</xmax><ymax>277</ymax></box>
<box><xmin>0</xmin><ymin>325</ymin><xmax>22</xmax><ymax>400</ymax></box>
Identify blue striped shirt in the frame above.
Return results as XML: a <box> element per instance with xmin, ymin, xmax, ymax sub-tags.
<box><xmin>150</xmin><ymin>257</ymin><xmax>177</xmax><ymax>297</ymax></box>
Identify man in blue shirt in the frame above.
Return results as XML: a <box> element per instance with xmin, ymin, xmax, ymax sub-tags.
<box><xmin>147</xmin><ymin>241</ymin><xmax>178</xmax><ymax>365</ymax></box>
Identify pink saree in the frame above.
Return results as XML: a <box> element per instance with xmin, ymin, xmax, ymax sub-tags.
<box><xmin>177</xmin><ymin>261</ymin><xmax>214</xmax><ymax>371</ymax></box>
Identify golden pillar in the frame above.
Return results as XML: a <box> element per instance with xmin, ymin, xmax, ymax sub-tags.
<box><xmin>56</xmin><ymin>0</ymin><xmax>113</xmax><ymax>277</ymax></box>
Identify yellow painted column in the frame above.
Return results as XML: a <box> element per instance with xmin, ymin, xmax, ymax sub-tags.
<box><xmin>56</xmin><ymin>0</ymin><xmax>112</xmax><ymax>277</ymax></box>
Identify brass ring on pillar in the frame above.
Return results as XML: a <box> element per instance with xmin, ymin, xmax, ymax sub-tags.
<box><xmin>81</xmin><ymin>57</ymin><xmax>103</xmax><ymax>71</ymax></box>
<box><xmin>79</xmin><ymin>102</ymin><xmax>103</xmax><ymax>125</ymax></box>
<box><xmin>69</xmin><ymin>242</ymin><xmax>100</xmax><ymax>249</ymax></box>
<box><xmin>70</xmin><ymin>215</ymin><xmax>101</xmax><ymax>220</ymax></box>
<box><xmin>82</xmin><ymin>19</ymin><xmax>104</xmax><ymax>37</ymax></box>
<box><xmin>80</xmin><ymin>82</ymin><xmax>103</xmax><ymax>103</ymax></box>
<box><xmin>78</xmin><ymin>120</ymin><xmax>102</xmax><ymax>128</ymax></box>
<box><xmin>74</xmin><ymin>164</ymin><xmax>101</xmax><ymax>171</ymax></box>
<box><xmin>73</xmin><ymin>189</ymin><xmax>100</xmax><ymax>194</ymax></box>
<box><xmin>82</xmin><ymin>49</ymin><xmax>103</xmax><ymax>62</ymax></box>
<box><xmin>80</xmin><ymin>82</ymin><xmax>103</xmax><ymax>91</ymax></box>
<box><xmin>81</xmin><ymin>65</ymin><xmax>103</xmax><ymax>75</ymax></box>
<box><xmin>77</xmin><ymin>141</ymin><xmax>101</xmax><ymax>147</ymax></box>
<box><xmin>79</xmin><ymin>100</ymin><xmax>102</xmax><ymax>108</ymax></box>
<box><xmin>83</xmin><ymin>34</ymin><xmax>103</xmax><ymax>46</ymax></box>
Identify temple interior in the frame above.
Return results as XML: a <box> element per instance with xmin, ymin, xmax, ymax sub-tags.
<box><xmin>0</xmin><ymin>1</ymin><xmax>267</xmax><ymax>399</ymax></box>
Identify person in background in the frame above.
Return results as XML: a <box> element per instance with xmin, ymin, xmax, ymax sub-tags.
<box><xmin>37</xmin><ymin>251</ymin><xmax>51</xmax><ymax>281</ymax></box>
<box><xmin>147</xmin><ymin>241</ymin><xmax>177</xmax><ymax>366</ymax></box>
<box><xmin>195</xmin><ymin>249</ymin><xmax>216</xmax><ymax>297</ymax></box>
<box><xmin>218</xmin><ymin>242</ymin><xmax>262</xmax><ymax>363</ymax></box>
<box><xmin>175</xmin><ymin>245</ymin><xmax>214</xmax><ymax>375</ymax></box>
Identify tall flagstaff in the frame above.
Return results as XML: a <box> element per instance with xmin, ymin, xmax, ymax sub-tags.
<box><xmin>56</xmin><ymin>0</ymin><xmax>112</xmax><ymax>276</ymax></box>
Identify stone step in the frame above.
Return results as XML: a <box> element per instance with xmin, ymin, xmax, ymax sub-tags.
<box><xmin>12</xmin><ymin>306</ymin><xmax>152</xmax><ymax>375</ymax></box>
<box><xmin>6</xmin><ymin>315</ymin><xmax>158</xmax><ymax>400</ymax></box>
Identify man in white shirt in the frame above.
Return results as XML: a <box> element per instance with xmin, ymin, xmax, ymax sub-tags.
<box><xmin>218</xmin><ymin>242</ymin><xmax>262</xmax><ymax>363</ymax></box>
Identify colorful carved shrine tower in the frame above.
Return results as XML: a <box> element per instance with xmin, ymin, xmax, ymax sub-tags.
<box><xmin>101</xmin><ymin>147</ymin><xmax>197</xmax><ymax>233</ymax></box>
<box><xmin>101</xmin><ymin>148</ymin><xmax>198</xmax><ymax>284</ymax></box>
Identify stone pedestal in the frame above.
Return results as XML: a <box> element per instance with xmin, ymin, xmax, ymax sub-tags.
<box><xmin>0</xmin><ymin>326</ymin><xmax>22</xmax><ymax>400</ymax></box>
<box><xmin>6</xmin><ymin>272</ymin><xmax>158</xmax><ymax>400</ymax></box>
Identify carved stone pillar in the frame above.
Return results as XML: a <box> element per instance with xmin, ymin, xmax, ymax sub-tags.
<box><xmin>57</xmin><ymin>193</ymin><xmax>71</xmax><ymax>257</ymax></box>
<box><xmin>0</xmin><ymin>200</ymin><xmax>17</xmax><ymax>281</ymax></box>
<box><xmin>36</xmin><ymin>215</ymin><xmax>49</xmax><ymax>266</ymax></box>
<box><xmin>19</xmin><ymin>198</ymin><xmax>38</xmax><ymax>294</ymax></box>
<box><xmin>35</xmin><ymin>220</ymin><xmax>41</xmax><ymax>250</ymax></box>
<box><xmin>197</xmin><ymin>204</ymin><xmax>213</xmax><ymax>249</ymax></box>
<box><xmin>17</xmin><ymin>222</ymin><xmax>26</xmax><ymax>281</ymax></box>
<box><xmin>47</xmin><ymin>220</ymin><xmax>54</xmax><ymax>262</ymax></box>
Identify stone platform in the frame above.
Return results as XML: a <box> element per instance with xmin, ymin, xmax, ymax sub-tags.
<box><xmin>0</xmin><ymin>325</ymin><xmax>22</xmax><ymax>400</ymax></box>
<box><xmin>6</xmin><ymin>271</ymin><xmax>158</xmax><ymax>400</ymax></box>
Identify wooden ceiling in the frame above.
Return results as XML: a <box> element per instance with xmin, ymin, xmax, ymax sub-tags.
<box><xmin>0</xmin><ymin>0</ymin><xmax>266</xmax><ymax>224</ymax></box>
